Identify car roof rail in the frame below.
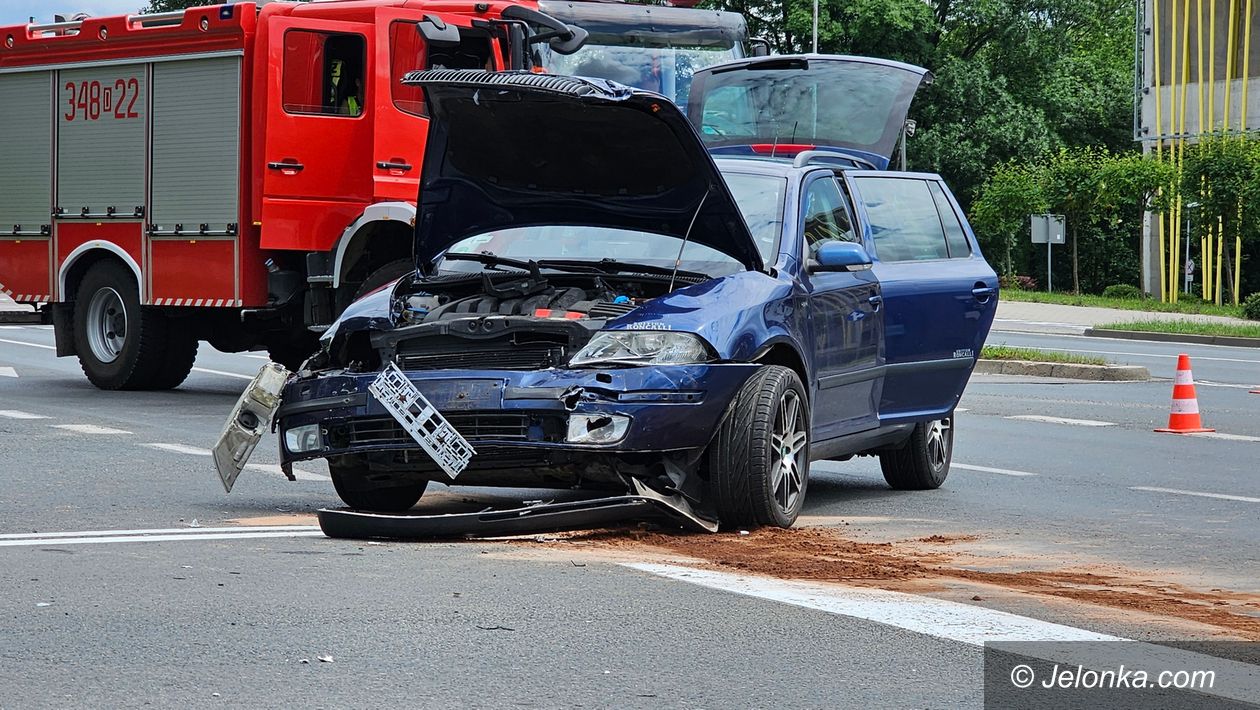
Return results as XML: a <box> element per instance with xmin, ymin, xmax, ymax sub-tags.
<box><xmin>792</xmin><ymin>150</ymin><xmax>878</xmax><ymax>171</ymax></box>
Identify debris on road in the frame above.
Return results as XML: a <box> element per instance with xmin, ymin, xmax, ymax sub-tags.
<box><xmin>317</xmin><ymin>655</ymin><xmax>334</xmax><ymax>663</ymax></box>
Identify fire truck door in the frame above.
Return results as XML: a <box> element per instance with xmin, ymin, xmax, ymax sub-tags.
<box><xmin>372</xmin><ymin>9</ymin><xmax>504</xmax><ymax>202</ymax></box>
<box><xmin>261</xmin><ymin>17</ymin><xmax>375</xmax><ymax>251</ymax></box>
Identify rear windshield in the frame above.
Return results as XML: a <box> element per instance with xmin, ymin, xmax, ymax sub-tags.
<box><xmin>694</xmin><ymin>60</ymin><xmax>923</xmax><ymax>159</ymax></box>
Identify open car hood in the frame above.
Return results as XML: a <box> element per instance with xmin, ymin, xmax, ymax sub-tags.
<box><xmin>687</xmin><ymin>55</ymin><xmax>933</xmax><ymax>170</ymax></box>
<box><xmin>404</xmin><ymin>70</ymin><xmax>763</xmax><ymax>275</ymax></box>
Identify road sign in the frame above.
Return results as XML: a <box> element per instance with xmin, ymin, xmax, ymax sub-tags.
<box><xmin>1030</xmin><ymin>214</ymin><xmax>1066</xmax><ymax>244</ymax></box>
<box><xmin>1185</xmin><ymin>259</ymin><xmax>1195</xmax><ymax>276</ymax></box>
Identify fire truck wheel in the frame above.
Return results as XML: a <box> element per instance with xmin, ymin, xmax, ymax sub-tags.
<box><xmin>73</xmin><ymin>261</ymin><xmax>187</xmax><ymax>390</ymax></box>
<box><xmin>352</xmin><ymin>259</ymin><xmax>414</xmax><ymax>302</ymax></box>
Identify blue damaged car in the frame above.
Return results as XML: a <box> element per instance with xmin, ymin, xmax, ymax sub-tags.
<box><xmin>219</xmin><ymin>56</ymin><xmax>998</xmax><ymax>529</ymax></box>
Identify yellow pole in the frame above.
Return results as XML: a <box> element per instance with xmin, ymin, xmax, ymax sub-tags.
<box><xmin>1210</xmin><ymin>0</ymin><xmax>1218</xmax><ymax>132</ymax></box>
<box><xmin>1235</xmin><ymin>236</ymin><xmax>1243</xmax><ymax>304</ymax></box>
<box><xmin>1199</xmin><ymin>0</ymin><xmax>1207</xmax><ymax>132</ymax></box>
<box><xmin>1175</xmin><ymin>0</ymin><xmax>1193</xmax><ymax>302</ymax></box>
<box><xmin>1169</xmin><ymin>0</ymin><xmax>1181</xmax><ymax>303</ymax></box>
<box><xmin>1202</xmin><ymin>234</ymin><xmax>1209</xmax><ymax>299</ymax></box>
<box><xmin>1216</xmin><ymin>216</ymin><xmax>1225</xmax><ymax>304</ymax></box>
<box><xmin>1244</xmin><ymin>0</ymin><xmax>1254</xmax><ymax>131</ymax></box>
<box><xmin>1155</xmin><ymin>0</ymin><xmax>1169</xmax><ymax>301</ymax></box>
<box><xmin>1224</xmin><ymin>0</ymin><xmax>1239</xmax><ymax>129</ymax></box>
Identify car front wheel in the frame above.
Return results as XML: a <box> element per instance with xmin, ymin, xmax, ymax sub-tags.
<box><xmin>328</xmin><ymin>456</ymin><xmax>428</xmax><ymax>512</ymax></box>
<box><xmin>708</xmin><ymin>365</ymin><xmax>809</xmax><ymax>529</ymax></box>
<box><xmin>880</xmin><ymin>417</ymin><xmax>953</xmax><ymax>490</ymax></box>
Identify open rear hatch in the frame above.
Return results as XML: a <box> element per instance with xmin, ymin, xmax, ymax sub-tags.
<box><xmin>686</xmin><ymin>55</ymin><xmax>933</xmax><ymax>169</ymax></box>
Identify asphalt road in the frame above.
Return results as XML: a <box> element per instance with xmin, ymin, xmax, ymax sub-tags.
<box><xmin>1</xmin><ymin>324</ymin><xmax>1257</xmax><ymax>708</ymax></box>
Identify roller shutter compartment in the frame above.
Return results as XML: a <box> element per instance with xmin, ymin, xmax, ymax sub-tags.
<box><xmin>56</xmin><ymin>65</ymin><xmax>148</xmax><ymax>217</ymax></box>
<box><xmin>0</xmin><ymin>72</ymin><xmax>53</xmax><ymax>233</ymax></box>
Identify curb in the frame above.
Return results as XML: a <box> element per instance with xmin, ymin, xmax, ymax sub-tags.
<box><xmin>1083</xmin><ymin>327</ymin><xmax>1260</xmax><ymax>349</ymax></box>
<box><xmin>974</xmin><ymin>359</ymin><xmax>1150</xmax><ymax>381</ymax></box>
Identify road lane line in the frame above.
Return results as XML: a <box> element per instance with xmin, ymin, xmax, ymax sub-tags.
<box><xmin>245</xmin><ymin>462</ymin><xmax>330</xmax><ymax>482</ymax></box>
<box><xmin>626</xmin><ymin>563</ymin><xmax>1118</xmax><ymax>643</ymax></box>
<box><xmin>0</xmin><ymin>366</ymin><xmax>16</xmax><ymax>378</ymax></box>
<box><xmin>51</xmin><ymin>424</ymin><xmax>131</xmax><ymax>435</ymax></box>
<box><xmin>1006</xmin><ymin>415</ymin><xmax>1115</xmax><ymax>427</ymax></box>
<box><xmin>0</xmin><ymin>337</ymin><xmax>54</xmax><ymax>350</ymax></box>
<box><xmin>191</xmin><ymin>367</ymin><xmax>254</xmax><ymax>380</ymax></box>
<box><xmin>1131</xmin><ymin>486</ymin><xmax>1260</xmax><ymax>503</ymax></box>
<box><xmin>0</xmin><ymin>525</ymin><xmax>321</xmax><ymax>540</ymax></box>
<box><xmin>953</xmin><ymin>463</ymin><xmax>1038</xmax><ymax>477</ymax></box>
<box><xmin>0</xmin><ymin>410</ymin><xmax>48</xmax><ymax>420</ymax></box>
<box><xmin>144</xmin><ymin>443</ymin><xmax>212</xmax><ymax>456</ymax></box>
<box><xmin>1184</xmin><ymin>431</ymin><xmax>1260</xmax><ymax>443</ymax></box>
<box><xmin>0</xmin><ymin>530</ymin><xmax>325</xmax><ymax>548</ymax></box>
<box><xmin>624</xmin><ymin>564</ymin><xmax>1260</xmax><ymax>704</ymax></box>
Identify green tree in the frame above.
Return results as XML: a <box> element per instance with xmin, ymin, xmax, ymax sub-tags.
<box><xmin>970</xmin><ymin>161</ymin><xmax>1045</xmax><ymax>277</ymax></box>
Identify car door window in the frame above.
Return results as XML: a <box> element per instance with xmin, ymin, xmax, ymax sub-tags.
<box><xmin>856</xmin><ymin>177</ymin><xmax>949</xmax><ymax>262</ymax></box>
<box><xmin>801</xmin><ymin>176</ymin><xmax>858</xmax><ymax>260</ymax></box>
<box><xmin>928</xmin><ymin>181</ymin><xmax>971</xmax><ymax>258</ymax></box>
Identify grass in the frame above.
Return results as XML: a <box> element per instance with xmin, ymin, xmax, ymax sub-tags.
<box><xmin>981</xmin><ymin>345</ymin><xmax>1107</xmax><ymax>366</ymax></box>
<box><xmin>1096</xmin><ymin>319</ymin><xmax>1260</xmax><ymax>339</ymax></box>
<box><xmin>1001</xmin><ymin>289</ymin><xmax>1245</xmax><ymax>318</ymax></box>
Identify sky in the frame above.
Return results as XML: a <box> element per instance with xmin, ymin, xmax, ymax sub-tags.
<box><xmin>1</xmin><ymin>1</ymin><xmax>148</xmax><ymax>26</ymax></box>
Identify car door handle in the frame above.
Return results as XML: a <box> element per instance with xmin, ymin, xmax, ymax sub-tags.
<box><xmin>972</xmin><ymin>286</ymin><xmax>996</xmax><ymax>303</ymax></box>
<box><xmin>867</xmin><ymin>294</ymin><xmax>883</xmax><ymax>310</ymax></box>
<box><xmin>267</xmin><ymin>160</ymin><xmax>304</xmax><ymax>172</ymax></box>
<box><xmin>376</xmin><ymin>161</ymin><xmax>413</xmax><ymax>172</ymax></box>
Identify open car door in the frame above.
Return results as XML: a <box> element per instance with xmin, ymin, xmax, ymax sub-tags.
<box><xmin>686</xmin><ymin>55</ymin><xmax>932</xmax><ymax>170</ymax></box>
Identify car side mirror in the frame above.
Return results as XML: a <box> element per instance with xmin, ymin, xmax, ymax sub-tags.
<box><xmin>748</xmin><ymin>38</ymin><xmax>772</xmax><ymax>57</ymax></box>
<box><xmin>809</xmin><ymin>242</ymin><xmax>873</xmax><ymax>273</ymax></box>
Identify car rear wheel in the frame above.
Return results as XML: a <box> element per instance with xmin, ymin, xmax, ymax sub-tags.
<box><xmin>73</xmin><ymin>261</ymin><xmax>197</xmax><ymax>390</ymax></box>
<box><xmin>880</xmin><ymin>417</ymin><xmax>953</xmax><ymax>490</ymax></box>
<box><xmin>708</xmin><ymin>365</ymin><xmax>809</xmax><ymax>529</ymax></box>
<box><xmin>328</xmin><ymin>456</ymin><xmax>428</xmax><ymax>512</ymax></box>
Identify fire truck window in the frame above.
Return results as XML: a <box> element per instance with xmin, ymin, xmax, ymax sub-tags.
<box><xmin>427</xmin><ymin>31</ymin><xmax>494</xmax><ymax>72</ymax></box>
<box><xmin>390</xmin><ymin>22</ymin><xmax>428</xmax><ymax>117</ymax></box>
<box><xmin>282</xmin><ymin>30</ymin><xmax>366</xmax><ymax>117</ymax></box>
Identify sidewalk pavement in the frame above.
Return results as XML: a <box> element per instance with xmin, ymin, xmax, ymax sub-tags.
<box><xmin>993</xmin><ymin>300</ymin><xmax>1253</xmax><ymax>335</ymax></box>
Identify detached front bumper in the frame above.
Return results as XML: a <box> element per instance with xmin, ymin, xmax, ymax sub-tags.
<box><xmin>275</xmin><ymin>364</ymin><xmax>760</xmax><ymax>487</ymax></box>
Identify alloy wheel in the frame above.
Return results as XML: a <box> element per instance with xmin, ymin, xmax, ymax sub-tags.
<box><xmin>769</xmin><ymin>389</ymin><xmax>808</xmax><ymax>516</ymax></box>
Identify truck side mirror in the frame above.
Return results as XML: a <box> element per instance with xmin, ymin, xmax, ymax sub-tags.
<box><xmin>500</xmin><ymin>5</ymin><xmax>588</xmax><ymax>56</ymax></box>
<box><xmin>809</xmin><ymin>242</ymin><xmax>873</xmax><ymax>273</ymax></box>
<box><xmin>418</xmin><ymin>16</ymin><xmax>461</xmax><ymax>47</ymax></box>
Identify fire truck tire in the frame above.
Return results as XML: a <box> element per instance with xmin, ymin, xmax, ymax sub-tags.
<box><xmin>146</xmin><ymin>319</ymin><xmax>199</xmax><ymax>390</ymax></box>
<box><xmin>73</xmin><ymin>261</ymin><xmax>186</xmax><ymax>391</ymax></box>
<box><xmin>353</xmin><ymin>259</ymin><xmax>413</xmax><ymax>301</ymax></box>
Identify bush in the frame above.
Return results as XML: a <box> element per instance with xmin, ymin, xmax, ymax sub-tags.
<box><xmin>1243</xmin><ymin>293</ymin><xmax>1260</xmax><ymax>321</ymax></box>
<box><xmin>999</xmin><ymin>274</ymin><xmax>1039</xmax><ymax>291</ymax></box>
<box><xmin>1101</xmin><ymin>284</ymin><xmax>1144</xmax><ymax>300</ymax></box>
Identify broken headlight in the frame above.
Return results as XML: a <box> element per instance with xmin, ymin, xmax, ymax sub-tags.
<box><xmin>569</xmin><ymin>331</ymin><xmax>713</xmax><ymax>367</ymax></box>
<box><xmin>284</xmin><ymin>424</ymin><xmax>322</xmax><ymax>453</ymax></box>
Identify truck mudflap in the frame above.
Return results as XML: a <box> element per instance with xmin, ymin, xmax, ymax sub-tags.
<box><xmin>317</xmin><ymin>479</ymin><xmax>719</xmax><ymax>540</ymax></box>
<box><xmin>212</xmin><ymin>362</ymin><xmax>291</xmax><ymax>492</ymax></box>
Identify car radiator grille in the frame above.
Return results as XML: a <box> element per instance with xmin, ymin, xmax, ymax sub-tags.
<box><xmin>395</xmin><ymin>342</ymin><xmax>564</xmax><ymax>371</ymax></box>
<box><xmin>347</xmin><ymin>413</ymin><xmax>536</xmax><ymax>445</ymax></box>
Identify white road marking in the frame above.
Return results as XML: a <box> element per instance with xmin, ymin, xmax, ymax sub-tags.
<box><xmin>0</xmin><ymin>325</ymin><xmax>28</xmax><ymax>329</ymax></box>
<box><xmin>1131</xmin><ymin>486</ymin><xmax>1260</xmax><ymax>503</ymax></box>
<box><xmin>954</xmin><ymin>407</ymin><xmax>970</xmax><ymax>413</ymax></box>
<box><xmin>0</xmin><ymin>530</ymin><xmax>325</xmax><ymax>548</ymax></box>
<box><xmin>0</xmin><ymin>366</ymin><xmax>16</xmax><ymax>378</ymax></box>
<box><xmin>625</xmin><ymin>564</ymin><xmax>1260</xmax><ymax>705</ymax></box>
<box><xmin>1007</xmin><ymin>415</ymin><xmax>1116</xmax><ymax>427</ymax></box>
<box><xmin>0</xmin><ymin>337</ymin><xmax>54</xmax><ymax>350</ymax></box>
<box><xmin>191</xmin><ymin>367</ymin><xmax>254</xmax><ymax>380</ymax></box>
<box><xmin>1184</xmin><ymin>431</ymin><xmax>1260</xmax><ymax>443</ymax></box>
<box><xmin>51</xmin><ymin>424</ymin><xmax>131</xmax><ymax>435</ymax></box>
<box><xmin>952</xmin><ymin>463</ymin><xmax>1039</xmax><ymax>477</ymax></box>
<box><xmin>626</xmin><ymin>563</ymin><xmax>1118</xmax><ymax>643</ymax></box>
<box><xmin>245</xmin><ymin>462</ymin><xmax>329</xmax><ymax>482</ymax></box>
<box><xmin>1195</xmin><ymin>380</ymin><xmax>1260</xmax><ymax>389</ymax></box>
<box><xmin>238</xmin><ymin>354</ymin><xmax>271</xmax><ymax>360</ymax></box>
<box><xmin>0</xmin><ymin>410</ymin><xmax>48</xmax><ymax>420</ymax></box>
<box><xmin>144</xmin><ymin>443</ymin><xmax>212</xmax><ymax>456</ymax></box>
<box><xmin>0</xmin><ymin>525</ymin><xmax>321</xmax><ymax>540</ymax></box>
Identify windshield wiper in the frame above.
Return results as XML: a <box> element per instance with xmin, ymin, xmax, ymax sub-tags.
<box><xmin>441</xmin><ymin>252</ymin><xmax>534</xmax><ymax>271</ymax></box>
<box><xmin>538</xmin><ymin>258</ymin><xmax>709</xmax><ymax>280</ymax></box>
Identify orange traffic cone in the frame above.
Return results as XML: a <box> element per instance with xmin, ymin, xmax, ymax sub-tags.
<box><xmin>1155</xmin><ymin>354</ymin><xmax>1214</xmax><ymax>434</ymax></box>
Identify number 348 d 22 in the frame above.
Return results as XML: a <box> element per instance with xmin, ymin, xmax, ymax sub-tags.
<box><xmin>63</xmin><ymin>78</ymin><xmax>140</xmax><ymax>122</ymax></box>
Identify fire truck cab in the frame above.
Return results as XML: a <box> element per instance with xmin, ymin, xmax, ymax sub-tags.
<box><xmin>0</xmin><ymin>0</ymin><xmax>750</xmax><ymax>390</ymax></box>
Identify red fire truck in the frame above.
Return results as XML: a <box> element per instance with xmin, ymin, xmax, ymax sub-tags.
<box><xmin>0</xmin><ymin>0</ymin><xmax>750</xmax><ymax>389</ymax></box>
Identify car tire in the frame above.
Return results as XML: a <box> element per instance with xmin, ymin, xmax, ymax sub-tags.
<box><xmin>708</xmin><ymin>365</ymin><xmax>809</xmax><ymax>529</ymax></box>
<box><xmin>328</xmin><ymin>457</ymin><xmax>428</xmax><ymax>512</ymax></box>
<box><xmin>880</xmin><ymin>417</ymin><xmax>953</xmax><ymax>490</ymax></box>
<box><xmin>73</xmin><ymin>261</ymin><xmax>194</xmax><ymax>390</ymax></box>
